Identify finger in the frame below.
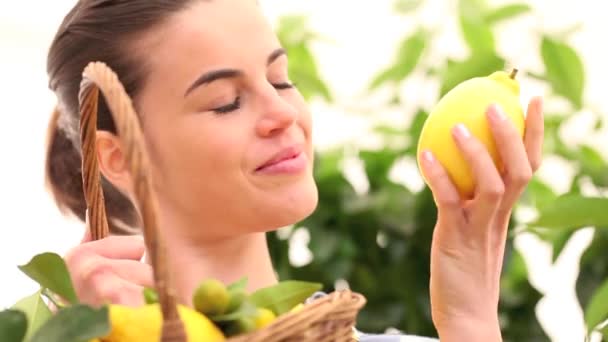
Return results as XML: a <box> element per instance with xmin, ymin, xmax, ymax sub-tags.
<box><xmin>105</xmin><ymin>259</ymin><xmax>154</xmax><ymax>288</ymax></box>
<box><xmin>72</xmin><ymin>255</ymin><xmax>149</xmax><ymax>306</ymax></box>
<box><xmin>452</xmin><ymin>123</ymin><xmax>504</xmax><ymax>223</ymax></box>
<box><xmin>524</xmin><ymin>96</ymin><xmax>544</xmax><ymax>172</ymax></box>
<box><xmin>85</xmin><ymin>275</ymin><xmax>146</xmax><ymax>307</ymax></box>
<box><xmin>419</xmin><ymin>150</ymin><xmax>463</xmax><ymax>222</ymax></box>
<box><xmin>83</xmin><ymin>235</ymin><xmax>146</xmax><ymax>260</ymax></box>
<box><xmin>486</xmin><ymin>104</ymin><xmax>532</xmax><ymax>212</ymax></box>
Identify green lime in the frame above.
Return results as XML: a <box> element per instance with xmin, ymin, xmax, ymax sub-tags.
<box><xmin>226</xmin><ymin>289</ymin><xmax>247</xmax><ymax>313</ymax></box>
<box><xmin>192</xmin><ymin>279</ymin><xmax>230</xmax><ymax>316</ymax></box>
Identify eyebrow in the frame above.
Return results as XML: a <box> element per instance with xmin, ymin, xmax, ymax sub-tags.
<box><xmin>267</xmin><ymin>48</ymin><xmax>286</xmax><ymax>66</ymax></box>
<box><xmin>184</xmin><ymin>48</ymin><xmax>287</xmax><ymax>97</ymax></box>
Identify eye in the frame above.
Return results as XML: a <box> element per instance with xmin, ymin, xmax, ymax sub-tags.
<box><xmin>211</xmin><ymin>96</ymin><xmax>241</xmax><ymax>114</ymax></box>
<box><xmin>272</xmin><ymin>82</ymin><xmax>295</xmax><ymax>90</ymax></box>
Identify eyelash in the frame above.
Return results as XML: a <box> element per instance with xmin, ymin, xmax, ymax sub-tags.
<box><xmin>211</xmin><ymin>82</ymin><xmax>295</xmax><ymax>114</ymax></box>
<box><xmin>212</xmin><ymin>96</ymin><xmax>241</xmax><ymax>114</ymax></box>
<box><xmin>273</xmin><ymin>82</ymin><xmax>295</xmax><ymax>90</ymax></box>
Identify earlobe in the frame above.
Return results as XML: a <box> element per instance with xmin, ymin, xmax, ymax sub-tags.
<box><xmin>95</xmin><ymin>131</ymin><xmax>133</xmax><ymax>195</ymax></box>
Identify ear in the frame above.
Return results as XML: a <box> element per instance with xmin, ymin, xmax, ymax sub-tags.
<box><xmin>96</xmin><ymin>131</ymin><xmax>133</xmax><ymax>196</ymax></box>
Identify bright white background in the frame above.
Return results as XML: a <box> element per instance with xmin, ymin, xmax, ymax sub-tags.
<box><xmin>1</xmin><ymin>1</ymin><xmax>606</xmax><ymax>341</ymax></box>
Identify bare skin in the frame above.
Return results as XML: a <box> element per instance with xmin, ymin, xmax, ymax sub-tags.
<box><xmin>62</xmin><ymin>1</ymin><xmax>544</xmax><ymax>340</ymax></box>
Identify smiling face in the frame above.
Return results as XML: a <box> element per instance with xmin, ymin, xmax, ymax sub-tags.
<box><xmin>130</xmin><ymin>0</ymin><xmax>318</xmax><ymax>240</ymax></box>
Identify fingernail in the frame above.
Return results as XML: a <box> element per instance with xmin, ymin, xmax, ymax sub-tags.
<box><xmin>422</xmin><ymin>150</ymin><xmax>435</xmax><ymax>164</ymax></box>
<box><xmin>488</xmin><ymin>104</ymin><xmax>506</xmax><ymax>122</ymax></box>
<box><xmin>453</xmin><ymin>123</ymin><xmax>471</xmax><ymax>139</ymax></box>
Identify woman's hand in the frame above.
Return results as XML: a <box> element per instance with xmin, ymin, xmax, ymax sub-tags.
<box><xmin>64</xmin><ymin>229</ymin><xmax>154</xmax><ymax>307</ymax></box>
<box><xmin>419</xmin><ymin>97</ymin><xmax>544</xmax><ymax>341</ymax></box>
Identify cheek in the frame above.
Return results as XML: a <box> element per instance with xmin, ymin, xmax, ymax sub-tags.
<box><xmin>288</xmin><ymin>91</ymin><xmax>312</xmax><ymax>134</ymax></box>
<box><xmin>162</xmin><ymin>118</ymin><xmax>248</xmax><ymax>182</ymax></box>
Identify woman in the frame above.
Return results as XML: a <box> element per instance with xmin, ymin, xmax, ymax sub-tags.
<box><xmin>45</xmin><ymin>0</ymin><xmax>544</xmax><ymax>341</ymax></box>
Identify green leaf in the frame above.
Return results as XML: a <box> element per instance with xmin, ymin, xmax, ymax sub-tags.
<box><xmin>287</xmin><ymin>44</ymin><xmax>332</xmax><ymax>102</ymax></box>
<box><xmin>439</xmin><ymin>53</ymin><xmax>505</xmax><ymax>96</ymax></box>
<box><xmin>211</xmin><ymin>301</ymin><xmax>257</xmax><ymax>322</ymax></box>
<box><xmin>373</xmin><ymin>124</ymin><xmax>406</xmax><ymax>137</ymax></box>
<box><xmin>30</xmin><ymin>305</ymin><xmax>109</xmax><ymax>342</ymax></box>
<box><xmin>577</xmin><ymin>145</ymin><xmax>608</xmax><ymax>187</ymax></box>
<box><xmin>227</xmin><ymin>277</ymin><xmax>248</xmax><ymax>292</ymax></box>
<box><xmin>484</xmin><ymin>4</ymin><xmax>531</xmax><ymax>25</ymax></box>
<box><xmin>529</xmin><ymin>227</ymin><xmax>575</xmax><ymax>264</ymax></box>
<box><xmin>143</xmin><ymin>287</ymin><xmax>159</xmax><ymax>304</ymax></box>
<box><xmin>250</xmin><ymin>281</ymin><xmax>322</xmax><ymax>315</ymax></box>
<box><xmin>407</xmin><ymin>110</ymin><xmax>429</xmax><ymax>152</ymax></box>
<box><xmin>18</xmin><ymin>253</ymin><xmax>78</xmax><ymax>304</ymax></box>
<box><xmin>277</xmin><ymin>15</ymin><xmax>313</xmax><ymax>46</ymax></box>
<box><xmin>276</xmin><ymin>15</ymin><xmax>333</xmax><ymax>102</ymax></box>
<box><xmin>0</xmin><ymin>310</ymin><xmax>27</xmax><ymax>342</ymax></box>
<box><xmin>541</xmin><ymin>36</ymin><xmax>585</xmax><ymax>109</ymax></box>
<box><xmin>369</xmin><ymin>67</ymin><xmax>402</xmax><ymax>91</ymax></box>
<box><xmin>11</xmin><ymin>291</ymin><xmax>52</xmax><ymax>341</ymax></box>
<box><xmin>393</xmin><ymin>0</ymin><xmax>424</xmax><ymax>14</ymax></box>
<box><xmin>523</xmin><ymin>178</ymin><xmax>557</xmax><ymax>210</ymax></box>
<box><xmin>585</xmin><ymin>278</ymin><xmax>608</xmax><ymax>332</ymax></box>
<box><xmin>459</xmin><ymin>0</ymin><xmax>495</xmax><ymax>53</ymax></box>
<box><xmin>531</xmin><ymin>194</ymin><xmax>608</xmax><ymax>229</ymax></box>
<box><xmin>369</xmin><ymin>29</ymin><xmax>427</xmax><ymax>90</ymax></box>
<box><xmin>551</xmin><ymin>229</ymin><xmax>574</xmax><ymax>263</ymax></box>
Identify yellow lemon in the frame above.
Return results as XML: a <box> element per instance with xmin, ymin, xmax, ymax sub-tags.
<box><xmin>289</xmin><ymin>303</ymin><xmax>304</xmax><ymax>313</ymax></box>
<box><xmin>254</xmin><ymin>308</ymin><xmax>276</xmax><ymax>329</ymax></box>
<box><xmin>417</xmin><ymin>69</ymin><xmax>525</xmax><ymax>198</ymax></box>
<box><xmin>101</xmin><ymin>304</ymin><xmax>225</xmax><ymax>342</ymax></box>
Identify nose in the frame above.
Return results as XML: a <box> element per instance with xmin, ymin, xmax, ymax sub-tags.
<box><xmin>255</xmin><ymin>87</ymin><xmax>299</xmax><ymax>137</ymax></box>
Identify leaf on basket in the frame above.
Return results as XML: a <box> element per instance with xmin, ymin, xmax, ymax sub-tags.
<box><xmin>227</xmin><ymin>277</ymin><xmax>248</xmax><ymax>292</ymax></box>
<box><xmin>11</xmin><ymin>290</ymin><xmax>52</xmax><ymax>341</ymax></box>
<box><xmin>18</xmin><ymin>253</ymin><xmax>78</xmax><ymax>304</ymax></box>
<box><xmin>250</xmin><ymin>281</ymin><xmax>322</xmax><ymax>315</ymax></box>
<box><xmin>211</xmin><ymin>301</ymin><xmax>257</xmax><ymax>322</ymax></box>
<box><xmin>0</xmin><ymin>309</ymin><xmax>27</xmax><ymax>342</ymax></box>
<box><xmin>29</xmin><ymin>305</ymin><xmax>109</xmax><ymax>342</ymax></box>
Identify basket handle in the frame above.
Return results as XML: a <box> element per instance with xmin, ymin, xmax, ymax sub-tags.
<box><xmin>78</xmin><ymin>61</ymin><xmax>186</xmax><ymax>341</ymax></box>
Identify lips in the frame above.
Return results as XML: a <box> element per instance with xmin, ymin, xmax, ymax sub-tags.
<box><xmin>256</xmin><ymin>145</ymin><xmax>304</xmax><ymax>172</ymax></box>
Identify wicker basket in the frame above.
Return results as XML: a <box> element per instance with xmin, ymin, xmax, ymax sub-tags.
<box><xmin>77</xmin><ymin>61</ymin><xmax>366</xmax><ymax>341</ymax></box>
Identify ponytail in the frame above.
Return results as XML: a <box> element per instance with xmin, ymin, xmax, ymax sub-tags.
<box><xmin>44</xmin><ymin>106</ymin><xmax>140</xmax><ymax>235</ymax></box>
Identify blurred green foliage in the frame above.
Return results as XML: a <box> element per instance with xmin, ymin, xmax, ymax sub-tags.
<box><xmin>268</xmin><ymin>1</ymin><xmax>607</xmax><ymax>341</ymax></box>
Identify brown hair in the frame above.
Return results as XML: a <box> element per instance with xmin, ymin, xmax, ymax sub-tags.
<box><xmin>45</xmin><ymin>0</ymin><xmax>198</xmax><ymax>234</ymax></box>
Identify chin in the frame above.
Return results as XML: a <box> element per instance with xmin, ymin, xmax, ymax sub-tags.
<box><xmin>257</xmin><ymin>179</ymin><xmax>319</xmax><ymax>232</ymax></box>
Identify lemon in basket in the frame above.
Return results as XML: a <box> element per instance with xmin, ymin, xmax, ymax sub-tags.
<box><xmin>100</xmin><ymin>303</ymin><xmax>225</xmax><ymax>341</ymax></box>
<box><xmin>254</xmin><ymin>308</ymin><xmax>276</xmax><ymax>329</ymax></box>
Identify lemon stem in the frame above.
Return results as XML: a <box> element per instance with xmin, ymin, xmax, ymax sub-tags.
<box><xmin>509</xmin><ymin>68</ymin><xmax>518</xmax><ymax>79</ymax></box>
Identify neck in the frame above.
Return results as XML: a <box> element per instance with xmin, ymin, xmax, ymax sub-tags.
<box><xmin>155</xmin><ymin>230</ymin><xmax>278</xmax><ymax>306</ymax></box>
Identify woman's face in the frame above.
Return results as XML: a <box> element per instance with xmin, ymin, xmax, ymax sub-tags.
<box><xmin>134</xmin><ymin>0</ymin><xmax>318</xmax><ymax>240</ymax></box>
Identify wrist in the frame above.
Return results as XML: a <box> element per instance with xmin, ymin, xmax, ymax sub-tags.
<box><xmin>435</xmin><ymin>316</ymin><xmax>502</xmax><ymax>342</ymax></box>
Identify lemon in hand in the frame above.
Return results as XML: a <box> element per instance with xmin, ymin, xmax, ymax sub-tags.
<box><xmin>417</xmin><ymin>69</ymin><xmax>525</xmax><ymax>198</ymax></box>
